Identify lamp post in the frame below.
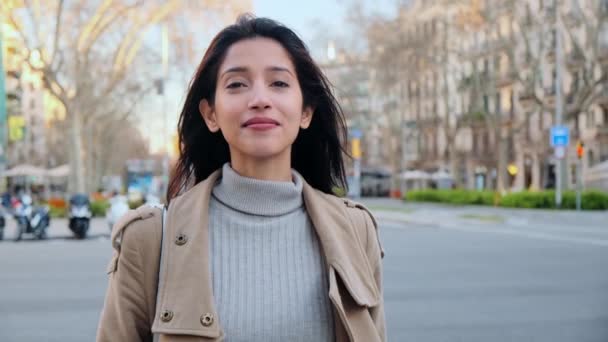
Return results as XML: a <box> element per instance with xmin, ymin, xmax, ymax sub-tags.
<box><xmin>161</xmin><ymin>23</ymin><xmax>169</xmax><ymax>201</ymax></box>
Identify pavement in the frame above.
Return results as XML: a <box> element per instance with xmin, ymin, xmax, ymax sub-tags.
<box><xmin>361</xmin><ymin>198</ymin><xmax>608</xmax><ymax>248</ymax></box>
<box><xmin>0</xmin><ymin>203</ymin><xmax>607</xmax><ymax>342</ymax></box>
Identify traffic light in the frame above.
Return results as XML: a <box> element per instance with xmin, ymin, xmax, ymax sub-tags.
<box><xmin>576</xmin><ymin>141</ymin><xmax>584</xmax><ymax>159</ymax></box>
<box><xmin>351</xmin><ymin>138</ymin><xmax>361</xmax><ymax>159</ymax></box>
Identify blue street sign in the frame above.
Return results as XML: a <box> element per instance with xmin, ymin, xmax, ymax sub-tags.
<box><xmin>350</xmin><ymin>129</ymin><xmax>363</xmax><ymax>139</ymax></box>
<box><xmin>550</xmin><ymin>126</ymin><xmax>569</xmax><ymax>147</ymax></box>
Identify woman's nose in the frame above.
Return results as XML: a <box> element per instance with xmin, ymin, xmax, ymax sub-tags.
<box><xmin>248</xmin><ymin>84</ymin><xmax>272</xmax><ymax>110</ymax></box>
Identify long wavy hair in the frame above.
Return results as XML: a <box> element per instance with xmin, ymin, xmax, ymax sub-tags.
<box><xmin>166</xmin><ymin>14</ymin><xmax>349</xmax><ymax>203</ymax></box>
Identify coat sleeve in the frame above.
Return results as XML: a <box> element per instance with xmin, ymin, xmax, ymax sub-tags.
<box><xmin>362</xmin><ymin>208</ymin><xmax>386</xmax><ymax>341</ymax></box>
<box><xmin>96</xmin><ymin>208</ymin><xmax>161</xmax><ymax>342</ymax></box>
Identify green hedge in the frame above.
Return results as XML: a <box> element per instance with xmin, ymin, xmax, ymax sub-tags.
<box><xmin>405</xmin><ymin>189</ymin><xmax>608</xmax><ymax>210</ymax></box>
<box><xmin>406</xmin><ymin>189</ymin><xmax>495</xmax><ymax>206</ymax></box>
<box><xmin>500</xmin><ymin>190</ymin><xmax>608</xmax><ymax>210</ymax></box>
<box><xmin>91</xmin><ymin>200</ymin><xmax>111</xmax><ymax>217</ymax></box>
<box><xmin>49</xmin><ymin>206</ymin><xmax>67</xmax><ymax>218</ymax></box>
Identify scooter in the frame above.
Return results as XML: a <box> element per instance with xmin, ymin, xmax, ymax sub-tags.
<box><xmin>14</xmin><ymin>194</ymin><xmax>50</xmax><ymax>241</ymax></box>
<box><xmin>0</xmin><ymin>207</ymin><xmax>6</xmax><ymax>241</ymax></box>
<box><xmin>68</xmin><ymin>193</ymin><xmax>92</xmax><ymax>239</ymax></box>
<box><xmin>106</xmin><ymin>194</ymin><xmax>129</xmax><ymax>231</ymax></box>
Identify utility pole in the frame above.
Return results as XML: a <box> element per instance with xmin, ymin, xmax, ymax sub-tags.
<box><xmin>0</xmin><ymin>33</ymin><xmax>7</xmax><ymax>192</ymax></box>
<box><xmin>161</xmin><ymin>23</ymin><xmax>170</xmax><ymax>201</ymax></box>
<box><xmin>554</xmin><ymin>0</ymin><xmax>564</xmax><ymax>208</ymax></box>
<box><xmin>576</xmin><ymin>141</ymin><xmax>584</xmax><ymax>211</ymax></box>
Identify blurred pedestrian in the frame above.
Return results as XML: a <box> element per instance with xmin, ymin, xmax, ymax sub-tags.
<box><xmin>97</xmin><ymin>14</ymin><xmax>385</xmax><ymax>342</ymax></box>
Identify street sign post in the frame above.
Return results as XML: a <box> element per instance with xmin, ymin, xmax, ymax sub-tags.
<box><xmin>551</xmin><ymin>125</ymin><xmax>569</xmax><ymax>208</ymax></box>
<box><xmin>554</xmin><ymin>146</ymin><xmax>566</xmax><ymax>159</ymax></box>
<box><xmin>550</xmin><ymin>125</ymin><xmax>569</xmax><ymax>147</ymax></box>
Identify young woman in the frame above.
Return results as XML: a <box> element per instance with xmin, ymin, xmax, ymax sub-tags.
<box><xmin>97</xmin><ymin>15</ymin><xmax>385</xmax><ymax>342</ymax></box>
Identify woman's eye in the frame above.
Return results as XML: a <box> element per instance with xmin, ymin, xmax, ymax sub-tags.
<box><xmin>272</xmin><ymin>81</ymin><xmax>289</xmax><ymax>88</ymax></box>
<box><xmin>227</xmin><ymin>82</ymin><xmax>245</xmax><ymax>89</ymax></box>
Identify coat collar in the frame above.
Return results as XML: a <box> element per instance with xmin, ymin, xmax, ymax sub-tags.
<box><xmin>152</xmin><ymin>169</ymin><xmax>379</xmax><ymax>337</ymax></box>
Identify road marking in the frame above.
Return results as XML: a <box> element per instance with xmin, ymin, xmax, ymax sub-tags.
<box><xmin>377</xmin><ymin>216</ymin><xmax>608</xmax><ymax>247</ymax></box>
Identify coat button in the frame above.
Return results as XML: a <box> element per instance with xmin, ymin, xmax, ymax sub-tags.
<box><xmin>200</xmin><ymin>313</ymin><xmax>214</xmax><ymax>326</ymax></box>
<box><xmin>175</xmin><ymin>234</ymin><xmax>188</xmax><ymax>246</ymax></box>
<box><xmin>160</xmin><ymin>310</ymin><xmax>174</xmax><ymax>322</ymax></box>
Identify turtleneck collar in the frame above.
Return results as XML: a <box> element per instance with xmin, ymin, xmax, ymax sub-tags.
<box><xmin>211</xmin><ymin>163</ymin><xmax>304</xmax><ymax>216</ymax></box>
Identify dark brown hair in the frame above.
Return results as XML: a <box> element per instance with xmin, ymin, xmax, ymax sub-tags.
<box><xmin>167</xmin><ymin>14</ymin><xmax>348</xmax><ymax>203</ymax></box>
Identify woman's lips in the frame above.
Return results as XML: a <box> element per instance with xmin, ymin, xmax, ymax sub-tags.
<box><xmin>242</xmin><ymin>117</ymin><xmax>280</xmax><ymax>130</ymax></box>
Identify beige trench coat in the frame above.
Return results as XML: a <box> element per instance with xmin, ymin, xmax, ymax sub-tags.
<box><xmin>97</xmin><ymin>170</ymin><xmax>385</xmax><ymax>341</ymax></box>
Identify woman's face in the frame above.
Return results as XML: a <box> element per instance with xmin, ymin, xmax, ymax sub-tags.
<box><xmin>200</xmin><ymin>37</ymin><xmax>313</xmax><ymax>164</ymax></box>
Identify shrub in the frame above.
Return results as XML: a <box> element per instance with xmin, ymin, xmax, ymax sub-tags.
<box><xmin>493</xmin><ymin>190</ymin><xmax>608</xmax><ymax>210</ymax></box>
<box><xmin>128</xmin><ymin>199</ymin><xmax>144</xmax><ymax>210</ymax></box>
<box><xmin>580</xmin><ymin>190</ymin><xmax>608</xmax><ymax>210</ymax></box>
<box><xmin>406</xmin><ymin>189</ymin><xmax>495</xmax><ymax>206</ymax></box>
<box><xmin>91</xmin><ymin>200</ymin><xmax>111</xmax><ymax>217</ymax></box>
<box><xmin>405</xmin><ymin>189</ymin><xmax>608</xmax><ymax>210</ymax></box>
<box><xmin>47</xmin><ymin>197</ymin><xmax>67</xmax><ymax>209</ymax></box>
<box><xmin>49</xmin><ymin>206</ymin><xmax>67</xmax><ymax>218</ymax></box>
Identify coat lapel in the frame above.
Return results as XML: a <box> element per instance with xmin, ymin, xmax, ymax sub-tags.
<box><xmin>302</xmin><ymin>182</ymin><xmax>380</xmax><ymax>308</ymax></box>
<box><xmin>151</xmin><ymin>170</ymin><xmax>223</xmax><ymax>338</ymax></box>
<box><xmin>152</xmin><ymin>169</ymin><xmax>379</xmax><ymax>340</ymax></box>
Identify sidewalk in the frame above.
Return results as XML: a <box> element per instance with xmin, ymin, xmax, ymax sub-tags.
<box><xmin>360</xmin><ymin>198</ymin><xmax>608</xmax><ymax>231</ymax></box>
<box><xmin>361</xmin><ymin>198</ymin><xmax>608</xmax><ymax>247</ymax></box>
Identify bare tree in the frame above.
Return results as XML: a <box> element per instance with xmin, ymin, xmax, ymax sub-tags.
<box><xmin>1</xmin><ymin>0</ymin><xmax>249</xmax><ymax>193</ymax></box>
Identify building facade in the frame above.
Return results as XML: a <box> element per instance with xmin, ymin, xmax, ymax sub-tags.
<box><xmin>368</xmin><ymin>0</ymin><xmax>608</xmax><ymax>191</ymax></box>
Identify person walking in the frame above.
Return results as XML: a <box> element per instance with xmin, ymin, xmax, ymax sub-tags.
<box><xmin>97</xmin><ymin>14</ymin><xmax>385</xmax><ymax>342</ymax></box>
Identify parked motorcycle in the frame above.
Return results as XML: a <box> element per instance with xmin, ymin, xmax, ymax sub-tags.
<box><xmin>0</xmin><ymin>207</ymin><xmax>6</xmax><ymax>241</ymax></box>
<box><xmin>106</xmin><ymin>194</ymin><xmax>129</xmax><ymax>231</ymax></box>
<box><xmin>68</xmin><ymin>194</ymin><xmax>92</xmax><ymax>239</ymax></box>
<box><xmin>14</xmin><ymin>194</ymin><xmax>50</xmax><ymax>241</ymax></box>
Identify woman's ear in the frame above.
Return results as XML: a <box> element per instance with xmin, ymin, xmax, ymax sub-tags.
<box><xmin>300</xmin><ymin>106</ymin><xmax>314</xmax><ymax>129</ymax></box>
<box><xmin>199</xmin><ymin>99</ymin><xmax>220</xmax><ymax>132</ymax></box>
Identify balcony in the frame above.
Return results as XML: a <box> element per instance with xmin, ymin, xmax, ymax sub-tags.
<box><xmin>544</xmin><ymin>5</ymin><xmax>557</xmax><ymax>22</ymax></box>
<box><xmin>597</xmin><ymin>125</ymin><xmax>608</xmax><ymax>141</ymax></box>
<box><xmin>599</xmin><ymin>44</ymin><xmax>608</xmax><ymax>65</ymax></box>
<box><xmin>518</xmin><ymin>85</ymin><xmax>537</xmax><ymax>110</ymax></box>
<box><xmin>563</xmin><ymin>9</ymin><xmax>583</xmax><ymax>26</ymax></box>
<box><xmin>566</xmin><ymin>49</ymin><xmax>585</xmax><ymax>70</ymax></box>
<box><xmin>598</xmin><ymin>84</ymin><xmax>608</xmax><ymax>106</ymax></box>
<box><xmin>496</xmin><ymin>69</ymin><xmax>517</xmax><ymax>87</ymax></box>
<box><xmin>491</xmin><ymin>36</ymin><xmax>513</xmax><ymax>52</ymax></box>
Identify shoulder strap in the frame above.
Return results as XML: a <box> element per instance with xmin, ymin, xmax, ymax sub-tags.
<box><xmin>152</xmin><ymin>205</ymin><xmax>166</xmax><ymax>342</ymax></box>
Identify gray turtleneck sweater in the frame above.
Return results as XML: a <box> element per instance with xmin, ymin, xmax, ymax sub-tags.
<box><xmin>208</xmin><ymin>163</ymin><xmax>335</xmax><ymax>342</ymax></box>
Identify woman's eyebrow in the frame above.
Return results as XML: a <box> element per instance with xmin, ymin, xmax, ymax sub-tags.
<box><xmin>266</xmin><ymin>66</ymin><xmax>294</xmax><ymax>77</ymax></box>
<box><xmin>220</xmin><ymin>65</ymin><xmax>294</xmax><ymax>79</ymax></box>
<box><xmin>220</xmin><ymin>66</ymin><xmax>249</xmax><ymax>79</ymax></box>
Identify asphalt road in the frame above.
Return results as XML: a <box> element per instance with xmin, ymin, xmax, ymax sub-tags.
<box><xmin>0</xmin><ymin>210</ymin><xmax>607</xmax><ymax>342</ymax></box>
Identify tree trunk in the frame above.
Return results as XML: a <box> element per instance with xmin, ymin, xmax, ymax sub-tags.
<box><xmin>85</xmin><ymin>123</ymin><xmax>94</xmax><ymax>193</ymax></box>
<box><xmin>448</xmin><ymin>140</ymin><xmax>460</xmax><ymax>187</ymax></box>
<box><xmin>531</xmin><ymin>151</ymin><xmax>541</xmax><ymax>191</ymax></box>
<box><xmin>513</xmin><ymin>144</ymin><xmax>525</xmax><ymax>191</ymax></box>
<box><xmin>69</xmin><ymin>108</ymin><xmax>86</xmax><ymax>194</ymax></box>
<box><xmin>496</xmin><ymin>129</ymin><xmax>508</xmax><ymax>193</ymax></box>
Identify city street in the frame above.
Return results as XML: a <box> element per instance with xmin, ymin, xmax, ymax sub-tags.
<box><xmin>1</xmin><ymin>204</ymin><xmax>607</xmax><ymax>342</ymax></box>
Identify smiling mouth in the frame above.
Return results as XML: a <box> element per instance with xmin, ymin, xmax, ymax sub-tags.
<box><xmin>243</xmin><ymin>123</ymin><xmax>279</xmax><ymax>130</ymax></box>
<box><xmin>242</xmin><ymin>118</ymin><xmax>280</xmax><ymax>130</ymax></box>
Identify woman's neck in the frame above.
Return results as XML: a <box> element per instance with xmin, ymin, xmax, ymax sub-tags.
<box><xmin>229</xmin><ymin>150</ymin><xmax>293</xmax><ymax>182</ymax></box>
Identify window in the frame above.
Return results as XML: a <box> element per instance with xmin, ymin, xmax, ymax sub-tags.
<box><xmin>495</xmin><ymin>92</ymin><xmax>501</xmax><ymax>114</ymax></box>
<box><xmin>552</xmin><ymin>68</ymin><xmax>557</xmax><ymax>94</ymax></box>
<box><xmin>587</xmin><ymin>111</ymin><xmax>595</xmax><ymax>129</ymax></box>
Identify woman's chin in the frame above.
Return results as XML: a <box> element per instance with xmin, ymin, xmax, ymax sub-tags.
<box><xmin>239</xmin><ymin>145</ymin><xmax>289</xmax><ymax>160</ymax></box>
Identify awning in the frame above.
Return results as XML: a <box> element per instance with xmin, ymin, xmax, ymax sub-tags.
<box><xmin>1</xmin><ymin>164</ymin><xmax>70</xmax><ymax>178</ymax></box>
<box><xmin>46</xmin><ymin>164</ymin><xmax>70</xmax><ymax>177</ymax></box>
<box><xmin>399</xmin><ymin>170</ymin><xmax>431</xmax><ymax>180</ymax></box>
<box><xmin>2</xmin><ymin>164</ymin><xmax>47</xmax><ymax>177</ymax></box>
